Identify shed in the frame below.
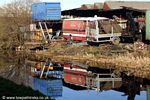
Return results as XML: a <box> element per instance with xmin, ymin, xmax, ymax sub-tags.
<box><xmin>94</xmin><ymin>3</ymin><xmax>104</xmax><ymax>9</ymax></box>
<box><xmin>103</xmin><ymin>1</ymin><xmax>150</xmax><ymax>11</ymax></box>
<box><xmin>32</xmin><ymin>2</ymin><xmax>61</xmax><ymax>21</ymax></box>
<box><xmin>80</xmin><ymin>4</ymin><xmax>95</xmax><ymax>10</ymax></box>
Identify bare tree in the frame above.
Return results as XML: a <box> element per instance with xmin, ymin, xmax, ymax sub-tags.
<box><xmin>0</xmin><ymin>0</ymin><xmax>40</xmax><ymax>50</ymax></box>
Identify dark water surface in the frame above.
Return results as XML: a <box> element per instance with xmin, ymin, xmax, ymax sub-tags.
<box><xmin>0</xmin><ymin>52</ymin><xmax>149</xmax><ymax>100</ymax></box>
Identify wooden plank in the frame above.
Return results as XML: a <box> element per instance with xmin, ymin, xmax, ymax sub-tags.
<box><xmin>40</xmin><ymin>64</ymin><xmax>46</xmax><ymax>78</ymax></box>
<box><xmin>96</xmin><ymin>78</ymin><xmax>122</xmax><ymax>82</ymax></box>
<box><xmin>45</xmin><ymin>66</ymin><xmax>50</xmax><ymax>78</ymax></box>
<box><xmin>97</xmin><ymin>74</ymin><xmax>112</xmax><ymax>76</ymax></box>
<box><xmin>25</xmin><ymin>42</ymin><xmax>43</xmax><ymax>45</ymax></box>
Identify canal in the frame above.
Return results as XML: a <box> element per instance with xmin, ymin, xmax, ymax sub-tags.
<box><xmin>0</xmin><ymin>52</ymin><xmax>149</xmax><ymax>100</ymax></box>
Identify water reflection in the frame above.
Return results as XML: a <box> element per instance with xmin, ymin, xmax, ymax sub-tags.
<box><xmin>30</xmin><ymin>59</ymin><xmax>63</xmax><ymax>79</ymax></box>
<box><xmin>63</xmin><ymin>62</ymin><xmax>122</xmax><ymax>91</ymax></box>
<box><xmin>0</xmin><ymin>54</ymin><xmax>64</xmax><ymax>99</ymax></box>
<box><xmin>29</xmin><ymin>76</ymin><xmax>63</xmax><ymax>98</ymax></box>
<box><xmin>27</xmin><ymin>59</ymin><xmax>64</xmax><ymax>99</ymax></box>
<box><xmin>62</xmin><ymin>62</ymin><xmax>149</xmax><ymax>100</ymax></box>
<box><xmin>0</xmin><ymin>53</ymin><xmax>149</xmax><ymax>100</ymax></box>
<box><xmin>115</xmin><ymin>74</ymin><xmax>143</xmax><ymax>100</ymax></box>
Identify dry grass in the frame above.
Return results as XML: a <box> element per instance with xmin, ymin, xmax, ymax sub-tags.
<box><xmin>36</xmin><ymin>42</ymin><xmax>150</xmax><ymax>69</ymax></box>
<box><xmin>34</xmin><ymin>43</ymin><xmax>150</xmax><ymax>79</ymax></box>
<box><xmin>46</xmin><ymin>42</ymin><xmax>127</xmax><ymax>57</ymax></box>
<box><xmin>111</xmin><ymin>53</ymin><xmax>150</xmax><ymax>68</ymax></box>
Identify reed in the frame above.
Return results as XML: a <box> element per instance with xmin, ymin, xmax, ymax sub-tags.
<box><xmin>36</xmin><ymin>43</ymin><xmax>150</xmax><ymax>70</ymax></box>
<box><xmin>111</xmin><ymin>53</ymin><xmax>150</xmax><ymax>68</ymax></box>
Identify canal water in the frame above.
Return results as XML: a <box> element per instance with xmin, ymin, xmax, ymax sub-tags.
<box><xmin>0</xmin><ymin>52</ymin><xmax>149</xmax><ymax>100</ymax></box>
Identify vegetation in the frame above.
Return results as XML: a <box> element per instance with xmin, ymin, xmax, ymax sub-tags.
<box><xmin>0</xmin><ymin>77</ymin><xmax>43</xmax><ymax>96</ymax></box>
<box><xmin>0</xmin><ymin>0</ymin><xmax>149</xmax><ymax>79</ymax></box>
<box><xmin>34</xmin><ymin>42</ymin><xmax>150</xmax><ymax>78</ymax></box>
<box><xmin>0</xmin><ymin>0</ymin><xmax>40</xmax><ymax>50</ymax></box>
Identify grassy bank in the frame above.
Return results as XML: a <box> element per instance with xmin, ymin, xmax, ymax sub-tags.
<box><xmin>0</xmin><ymin>77</ymin><xmax>43</xmax><ymax>96</ymax></box>
<box><xmin>33</xmin><ymin>42</ymin><xmax>150</xmax><ymax>79</ymax></box>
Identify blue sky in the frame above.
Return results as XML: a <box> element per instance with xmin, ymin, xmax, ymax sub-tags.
<box><xmin>57</xmin><ymin>87</ymin><xmax>146</xmax><ymax>100</ymax></box>
<box><xmin>0</xmin><ymin>0</ymin><xmax>150</xmax><ymax>10</ymax></box>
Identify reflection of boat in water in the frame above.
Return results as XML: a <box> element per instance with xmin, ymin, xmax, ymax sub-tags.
<box><xmin>30</xmin><ymin>60</ymin><xmax>63</xmax><ymax>79</ymax></box>
<box><xmin>63</xmin><ymin>62</ymin><xmax>122</xmax><ymax>90</ymax></box>
<box><xmin>28</xmin><ymin>60</ymin><xmax>63</xmax><ymax>98</ymax></box>
<box><xmin>63</xmin><ymin>62</ymin><xmax>91</xmax><ymax>87</ymax></box>
<box><xmin>29</xmin><ymin>76</ymin><xmax>63</xmax><ymax>98</ymax></box>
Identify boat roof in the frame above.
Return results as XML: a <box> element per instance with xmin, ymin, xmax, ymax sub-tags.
<box><xmin>63</xmin><ymin>17</ymin><xmax>109</xmax><ymax>21</ymax></box>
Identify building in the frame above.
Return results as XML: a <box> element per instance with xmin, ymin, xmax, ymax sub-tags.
<box><xmin>62</xmin><ymin>1</ymin><xmax>150</xmax><ymax>18</ymax></box>
<box><xmin>103</xmin><ymin>1</ymin><xmax>150</xmax><ymax>11</ymax></box>
<box><xmin>80</xmin><ymin>3</ymin><xmax>103</xmax><ymax>10</ymax></box>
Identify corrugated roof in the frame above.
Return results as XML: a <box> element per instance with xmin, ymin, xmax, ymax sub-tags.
<box><xmin>94</xmin><ymin>3</ymin><xmax>103</xmax><ymax>9</ymax></box>
<box><xmin>80</xmin><ymin>4</ymin><xmax>94</xmax><ymax>10</ymax></box>
<box><xmin>105</xmin><ymin>1</ymin><xmax>150</xmax><ymax>10</ymax></box>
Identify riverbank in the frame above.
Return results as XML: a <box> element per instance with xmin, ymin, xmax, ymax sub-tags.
<box><xmin>33</xmin><ymin>42</ymin><xmax>150</xmax><ymax>79</ymax></box>
<box><xmin>0</xmin><ymin>77</ymin><xmax>43</xmax><ymax>96</ymax></box>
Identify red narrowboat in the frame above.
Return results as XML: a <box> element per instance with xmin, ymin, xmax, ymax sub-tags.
<box><xmin>62</xmin><ymin>17</ymin><xmax>108</xmax><ymax>42</ymax></box>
